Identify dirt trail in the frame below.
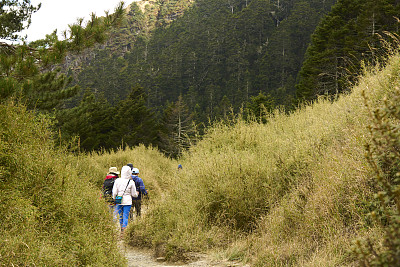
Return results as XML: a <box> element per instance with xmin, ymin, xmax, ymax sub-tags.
<box><xmin>116</xmin><ymin>204</ymin><xmax>248</xmax><ymax>266</ymax></box>
<box><xmin>119</xmin><ymin>241</ymin><xmax>249</xmax><ymax>267</ymax></box>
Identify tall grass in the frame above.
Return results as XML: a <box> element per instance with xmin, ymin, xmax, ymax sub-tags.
<box><xmin>124</xmin><ymin>53</ymin><xmax>400</xmax><ymax>265</ymax></box>
<box><xmin>81</xmin><ymin>144</ymin><xmax>177</xmax><ymax>199</ymax></box>
<box><xmin>0</xmin><ymin>103</ymin><xmax>126</xmax><ymax>266</ymax></box>
<box><xmin>6</xmin><ymin>51</ymin><xmax>398</xmax><ymax>265</ymax></box>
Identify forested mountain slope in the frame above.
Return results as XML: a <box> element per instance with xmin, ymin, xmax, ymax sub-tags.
<box><xmin>297</xmin><ymin>0</ymin><xmax>400</xmax><ymax>101</ymax></box>
<box><xmin>63</xmin><ymin>0</ymin><xmax>195</xmax><ymax>102</ymax></box>
<box><xmin>66</xmin><ymin>0</ymin><xmax>336</xmax><ymax>116</ymax></box>
<box><xmin>56</xmin><ymin>0</ymin><xmax>400</xmax><ymax>157</ymax></box>
<box><xmin>55</xmin><ymin>0</ymin><xmax>339</xmax><ymax>155</ymax></box>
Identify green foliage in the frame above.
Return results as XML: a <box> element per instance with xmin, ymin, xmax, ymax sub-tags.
<box><xmin>0</xmin><ymin>102</ymin><xmax>125</xmax><ymax>266</ymax></box>
<box><xmin>0</xmin><ymin>0</ymin><xmax>40</xmax><ymax>41</ymax></box>
<box><xmin>23</xmin><ymin>69</ymin><xmax>79</xmax><ymax>110</ymax></box>
<box><xmin>159</xmin><ymin>95</ymin><xmax>197</xmax><ymax>157</ymax></box>
<box><xmin>57</xmin><ymin>86</ymin><xmax>160</xmax><ymax>153</ymax></box>
<box><xmin>352</xmin><ymin>87</ymin><xmax>400</xmax><ymax>265</ymax></box>
<box><xmin>115</xmin><ymin>85</ymin><xmax>159</xmax><ymax>149</ymax></box>
<box><xmin>57</xmin><ymin>90</ymin><xmax>117</xmax><ymax>152</ymax></box>
<box><xmin>247</xmin><ymin>91</ymin><xmax>275</xmax><ymax>123</ymax></box>
<box><xmin>69</xmin><ymin>0</ymin><xmax>335</xmax><ymax>125</ymax></box>
<box><xmin>0</xmin><ymin>1</ymin><xmax>126</xmax><ymax>111</ymax></box>
<box><xmin>296</xmin><ymin>0</ymin><xmax>400</xmax><ymax>101</ymax></box>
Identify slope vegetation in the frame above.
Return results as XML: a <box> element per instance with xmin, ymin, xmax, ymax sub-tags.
<box><xmin>3</xmin><ymin>51</ymin><xmax>400</xmax><ymax>267</ymax></box>
<box><xmin>0</xmin><ymin>104</ymin><xmax>126</xmax><ymax>265</ymax></box>
<box><xmin>118</xmin><ymin>53</ymin><xmax>400</xmax><ymax>265</ymax></box>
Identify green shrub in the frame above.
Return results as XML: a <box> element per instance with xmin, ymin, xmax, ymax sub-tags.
<box><xmin>0</xmin><ymin>103</ymin><xmax>125</xmax><ymax>266</ymax></box>
<box><xmin>352</xmin><ymin>86</ymin><xmax>400</xmax><ymax>265</ymax></box>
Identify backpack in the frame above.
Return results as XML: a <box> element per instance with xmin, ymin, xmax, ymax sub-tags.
<box><xmin>103</xmin><ymin>174</ymin><xmax>117</xmax><ymax>203</ymax></box>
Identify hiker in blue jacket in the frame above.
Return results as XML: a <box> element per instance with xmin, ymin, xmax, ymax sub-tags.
<box><xmin>130</xmin><ymin>167</ymin><xmax>148</xmax><ymax>219</ymax></box>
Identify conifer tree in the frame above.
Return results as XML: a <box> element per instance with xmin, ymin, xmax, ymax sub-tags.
<box><xmin>160</xmin><ymin>95</ymin><xmax>196</xmax><ymax>157</ymax></box>
<box><xmin>114</xmin><ymin>85</ymin><xmax>159</xmax><ymax>149</ymax></box>
<box><xmin>0</xmin><ymin>1</ymin><xmax>126</xmax><ymax>111</ymax></box>
<box><xmin>218</xmin><ymin>95</ymin><xmax>232</xmax><ymax>120</ymax></box>
<box><xmin>247</xmin><ymin>92</ymin><xmax>275</xmax><ymax>123</ymax></box>
<box><xmin>0</xmin><ymin>0</ymin><xmax>40</xmax><ymax>41</ymax></box>
<box><xmin>56</xmin><ymin>91</ymin><xmax>116</xmax><ymax>152</ymax></box>
<box><xmin>296</xmin><ymin>0</ymin><xmax>400</xmax><ymax>102</ymax></box>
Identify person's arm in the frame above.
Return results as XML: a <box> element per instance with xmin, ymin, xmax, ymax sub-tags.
<box><xmin>130</xmin><ymin>180</ymin><xmax>138</xmax><ymax>198</ymax></box>
<box><xmin>140</xmin><ymin>180</ymin><xmax>148</xmax><ymax>195</ymax></box>
<box><xmin>112</xmin><ymin>179</ymin><xmax>118</xmax><ymax>199</ymax></box>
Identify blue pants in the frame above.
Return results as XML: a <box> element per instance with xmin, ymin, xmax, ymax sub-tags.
<box><xmin>115</xmin><ymin>205</ymin><xmax>132</xmax><ymax>229</ymax></box>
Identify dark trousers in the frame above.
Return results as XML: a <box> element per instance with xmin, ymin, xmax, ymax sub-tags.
<box><xmin>129</xmin><ymin>199</ymin><xmax>142</xmax><ymax>219</ymax></box>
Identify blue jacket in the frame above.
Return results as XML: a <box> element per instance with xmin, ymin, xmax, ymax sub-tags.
<box><xmin>131</xmin><ymin>175</ymin><xmax>148</xmax><ymax>200</ymax></box>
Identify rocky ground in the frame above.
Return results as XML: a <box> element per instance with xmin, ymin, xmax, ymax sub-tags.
<box><xmin>119</xmin><ymin>241</ymin><xmax>249</xmax><ymax>267</ymax></box>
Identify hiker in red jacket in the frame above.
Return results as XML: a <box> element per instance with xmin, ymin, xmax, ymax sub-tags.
<box><xmin>102</xmin><ymin>167</ymin><xmax>119</xmax><ymax>213</ymax></box>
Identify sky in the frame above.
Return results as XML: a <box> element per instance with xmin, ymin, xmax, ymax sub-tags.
<box><xmin>20</xmin><ymin>0</ymin><xmax>138</xmax><ymax>42</ymax></box>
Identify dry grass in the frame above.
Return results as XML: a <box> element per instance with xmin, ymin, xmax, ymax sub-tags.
<box><xmin>123</xmin><ymin>54</ymin><xmax>400</xmax><ymax>265</ymax></box>
<box><xmin>0</xmin><ymin>103</ymin><xmax>126</xmax><ymax>266</ymax></box>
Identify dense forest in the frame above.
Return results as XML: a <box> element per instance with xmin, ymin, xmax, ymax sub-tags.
<box><xmin>58</xmin><ymin>0</ymin><xmax>400</xmax><ymax>157</ymax></box>
<box><xmin>69</xmin><ymin>0</ymin><xmax>335</xmax><ymax>108</ymax></box>
<box><xmin>6</xmin><ymin>0</ymin><xmax>399</xmax><ymax>157</ymax></box>
<box><xmin>297</xmin><ymin>0</ymin><xmax>400</xmax><ymax>100</ymax></box>
<box><xmin>58</xmin><ymin>0</ymin><xmax>337</xmax><ymax>155</ymax></box>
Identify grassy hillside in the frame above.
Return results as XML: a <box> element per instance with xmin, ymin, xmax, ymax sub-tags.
<box><xmin>0</xmin><ymin>104</ymin><xmax>126</xmax><ymax>266</ymax></box>
<box><xmin>0</xmin><ymin>99</ymin><xmax>178</xmax><ymax>266</ymax></box>
<box><xmin>115</xmin><ymin>53</ymin><xmax>400</xmax><ymax>265</ymax></box>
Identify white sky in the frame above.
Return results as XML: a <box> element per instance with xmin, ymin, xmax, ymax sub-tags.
<box><xmin>20</xmin><ymin>0</ymin><xmax>138</xmax><ymax>42</ymax></box>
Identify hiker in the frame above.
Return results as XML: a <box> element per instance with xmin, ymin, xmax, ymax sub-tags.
<box><xmin>112</xmin><ymin>165</ymin><xmax>138</xmax><ymax>233</ymax></box>
<box><xmin>102</xmin><ymin>167</ymin><xmax>119</xmax><ymax>213</ymax></box>
<box><xmin>130</xmin><ymin>167</ymin><xmax>148</xmax><ymax>219</ymax></box>
<box><xmin>178</xmin><ymin>164</ymin><xmax>183</xmax><ymax>170</ymax></box>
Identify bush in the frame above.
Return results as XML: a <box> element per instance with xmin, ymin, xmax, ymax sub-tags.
<box><xmin>352</xmin><ymin>86</ymin><xmax>400</xmax><ymax>265</ymax></box>
<box><xmin>0</xmin><ymin>102</ymin><xmax>125</xmax><ymax>266</ymax></box>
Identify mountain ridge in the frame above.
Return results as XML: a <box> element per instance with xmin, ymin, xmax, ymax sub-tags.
<box><xmin>62</xmin><ymin>0</ymin><xmax>195</xmax><ymax>77</ymax></box>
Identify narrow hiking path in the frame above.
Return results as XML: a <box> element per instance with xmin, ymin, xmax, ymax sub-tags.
<box><xmin>118</xmin><ymin>241</ymin><xmax>249</xmax><ymax>267</ymax></box>
<box><xmin>116</xmin><ymin>201</ymin><xmax>249</xmax><ymax>266</ymax></box>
